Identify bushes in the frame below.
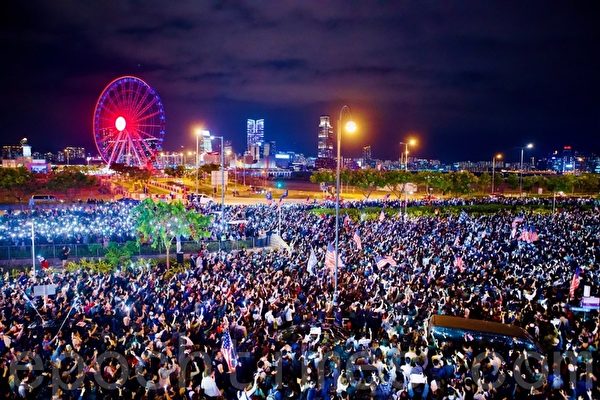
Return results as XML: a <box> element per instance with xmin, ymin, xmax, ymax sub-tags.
<box><xmin>104</xmin><ymin>241</ymin><xmax>139</xmax><ymax>267</ymax></box>
<box><xmin>163</xmin><ymin>261</ymin><xmax>191</xmax><ymax>280</ymax></box>
<box><xmin>65</xmin><ymin>257</ymin><xmax>156</xmax><ymax>275</ymax></box>
<box><xmin>310</xmin><ymin>203</ymin><xmax>573</xmax><ymax>220</ymax></box>
<box><xmin>65</xmin><ymin>258</ymin><xmax>114</xmax><ymax>274</ymax></box>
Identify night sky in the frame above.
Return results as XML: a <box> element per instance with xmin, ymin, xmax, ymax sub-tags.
<box><xmin>2</xmin><ymin>1</ymin><xmax>599</xmax><ymax>162</ymax></box>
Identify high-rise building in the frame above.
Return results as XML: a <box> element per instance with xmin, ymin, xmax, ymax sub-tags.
<box><xmin>317</xmin><ymin>116</ymin><xmax>334</xmax><ymax>159</ymax></box>
<box><xmin>223</xmin><ymin>141</ymin><xmax>233</xmax><ymax>156</ymax></box>
<box><xmin>201</xmin><ymin>135</ymin><xmax>212</xmax><ymax>153</ymax></box>
<box><xmin>247</xmin><ymin>118</ymin><xmax>265</xmax><ymax>150</ymax></box>
<box><xmin>246</xmin><ymin>119</ymin><xmax>255</xmax><ymax>149</ymax></box>
<box><xmin>1</xmin><ymin>145</ymin><xmax>23</xmax><ymax>159</ymax></box>
<box><xmin>64</xmin><ymin>147</ymin><xmax>86</xmax><ymax>159</ymax></box>
<box><xmin>263</xmin><ymin>141</ymin><xmax>277</xmax><ymax>157</ymax></box>
<box><xmin>362</xmin><ymin>146</ymin><xmax>372</xmax><ymax>162</ymax></box>
<box><xmin>62</xmin><ymin>147</ymin><xmax>86</xmax><ymax>164</ymax></box>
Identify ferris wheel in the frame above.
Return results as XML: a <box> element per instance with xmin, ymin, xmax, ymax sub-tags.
<box><xmin>93</xmin><ymin>76</ymin><xmax>165</xmax><ymax>168</ymax></box>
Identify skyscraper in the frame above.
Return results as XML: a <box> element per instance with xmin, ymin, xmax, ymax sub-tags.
<box><xmin>247</xmin><ymin>119</ymin><xmax>255</xmax><ymax>150</ymax></box>
<box><xmin>317</xmin><ymin>116</ymin><xmax>334</xmax><ymax>159</ymax></box>
<box><xmin>201</xmin><ymin>135</ymin><xmax>212</xmax><ymax>153</ymax></box>
<box><xmin>362</xmin><ymin>145</ymin><xmax>372</xmax><ymax>162</ymax></box>
<box><xmin>247</xmin><ymin>118</ymin><xmax>265</xmax><ymax>150</ymax></box>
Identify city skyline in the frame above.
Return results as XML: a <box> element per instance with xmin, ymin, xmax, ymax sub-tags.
<box><xmin>2</xmin><ymin>2</ymin><xmax>599</xmax><ymax>162</ymax></box>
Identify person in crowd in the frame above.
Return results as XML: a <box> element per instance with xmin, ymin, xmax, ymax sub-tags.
<box><xmin>0</xmin><ymin>196</ymin><xmax>598</xmax><ymax>399</ymax></box>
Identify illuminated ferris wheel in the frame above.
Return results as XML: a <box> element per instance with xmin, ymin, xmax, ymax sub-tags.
<box><xmin>93</xmin><ymin>76</ymin><xmax>165</xmax><ymax>168</ymax></box>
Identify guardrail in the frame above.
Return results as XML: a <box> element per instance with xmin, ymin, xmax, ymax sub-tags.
<box><xmin>0</xmin><ymin>237</ymin><xmax>271</xmax><ymax>263</ymax></box>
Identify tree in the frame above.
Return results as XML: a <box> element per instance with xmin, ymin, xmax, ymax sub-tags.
<box><xmin>132</xmin><ymin>199</ymin><xmax>211</xmax><ymax>268</ymax></box>
<box><xmin>575</xmin><ymin>173</ymin><xmax>600</xmax><ymax>193</ymax></box>
<box><xmin>310</xmin><ymin>170</ymin><xmax>335</xmax><ymax>185</ymax></box>
<box><xmin>429</xmin><ymin>172</ymin><xmax>453</xmax><ymax>195</ymax></box>
<box><xmin>165</xmin><ymin>165</ymin><xmax>186</xmax><ymax>178</ymax></box>
<box><xmin>450</xmin><ymin>171</ymin><xmax>478</xmax><ymax>195</ymax></box>
<box><xmin>547</xmin><ymin>174</ymin><xmax>577</xmax><ymax>194</ymax></box>
<box><xmin>385</xmin><ymin>170</ymin><xmax>413</xmax><ymax>199</ymax></box>
<box><xmin>0</xmin><ymin>167</ymin><xmax>36</xmax><ymax>201</ymax></box>
<box><xmin>110</xmin><ymin>164</ymin><xmax>152</xmax><ymax>182</ymax></box>
<box><xmin>478</xmin><ymin>172</ymin><xmax>492</xmax><ymax>193</ymax></box>
<box><xmin>506</xmin><ymin>174</ymin><xmax>519</xmax><ymax>190</ymax></box>
<box><xmin>347</xmin><ymin>169</ymin><xmax>384</xmax><ymax>199</ymax></box>
<box><xmin>0</xmin><ymin>167</ymin><xmax>33</xmax><ymax>189</ymax></box>
<box><xmin>47</xmin><ymin>169</ymin><xmax>97</xmax><ymax>190</ymax></box>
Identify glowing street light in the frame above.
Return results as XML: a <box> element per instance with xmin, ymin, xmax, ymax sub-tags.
<box><xmin>491</xmin><ymin>153</ymin><xmax>503</xmax><ymax>194</ymax></box>
<box><xmin>334</xmin><ymin>105</ymin><xmax>357</xmax><ymax>299</ymax></box>
<box><xmin>193</xmin><ymin>128</ymin><xmax>209</xmax><ymax>194</ymax></box>
<box><xmin>399</xmin><ymin>137</ymin><xmax>417</xmax><ymax>171</ymax></box>
<box><xmin>519</xmin><ymin>143</ymin><xmax>534</xmax><ymax>196</ymax></box>
<box><xmin>345</xmin><ymin>120</ymin><xmax>357</xmax><ymax>134</ymax></box>
<box><xmin>209</xmin><ymin>134</ymin><xmax>226</xmax><ymax>239</ymax></box>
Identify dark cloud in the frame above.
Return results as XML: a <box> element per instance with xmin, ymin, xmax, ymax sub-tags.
<box><xmin>1</xmin><ymin>0</ymin><xmax>599</xmax><ymax>161</ymax></box>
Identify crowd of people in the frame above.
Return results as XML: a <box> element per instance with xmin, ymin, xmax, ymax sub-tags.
<box><xmin>0</xmin><ymin>202</ymin><xmax>136</xmax><ymax>246</ymax></box>
<box><xmin>0</xmin><ymin>196</ymin><xmax>599</xmax><ymax>399</ymax></box>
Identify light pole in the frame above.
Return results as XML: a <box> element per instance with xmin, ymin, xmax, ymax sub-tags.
<box><xmin>226</xmin><ymin>150</ymin><xmax>237</xmax><ymax>194</ymax></box>
<box><xmin>30</xmin><ymin>220</ymin><xmax>35</xmax><ymax>275</ymax></box>
<box><xmin>194</xmin><ymin>129</ymin><xmax>202</xmax><ymax>195</ymax></box>
<box><xmin>399</xmin><ymin>138</ymin><xmax>417</xmax><ymax>171</ymax></box>
<box><xmin>399</xmin><ymin>138</ymin><xmax>416</xmax><ymax>218</ymax></box>
<box><xmin>210</xmin><ymin>135</ymin><xmax>226</xmax><ymax>237</ymax></box>
<box><xmin>334</xmin><ymin>105</ymin><xmax>357</xmax><ymax>297</ymax></box>
<box><xmin>491</xmin><ymin>153</ymin><xmax>502</xmax><ymax>194</ymax></box>
<box><xmin>519</xmin><ymin>143</ymin><xmax>533</xmax><ymax>196</ymax></box>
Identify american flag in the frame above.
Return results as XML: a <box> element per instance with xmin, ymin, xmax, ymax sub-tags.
<box><xmin>221</xmin><ymin>329</ymin><xmax>238</xmax><ymax>371</ymax></box>
<box><xmin>352</xmin><ymin>231</ymin><xmax>362</xmax><ymax>250</ymax></box>
<box><xmin>343</xmin><ymin>214</ymin><xmax>351</xmax><ymax>227</ymax></box>
<box><xmin>454</xmin><ymin>256</ymin><xmax>465</xmax><ymax>272</ymax></box>
<box><xmin>278</xmin><ymin>190</ymin><xmax>289</xmax><ymax>204</ymax></box>
<box><xmin>519</xmin><ymin>228</ymin><xmax>530</xmax><ymax>243</ymax></box>
<box><xmin>325</xmin><ymin>243</ymin><xmax>344</xmax><ymax>273</ymax></box>
<box><xmin>519</xmin><ymin>225</ymin><xmax>539</xmax><ymax>243</ymax></box>
<box><xmin>569</xmin><ymin>267</ymin><xmax>581</xmax><ymax>300</ymax></box>
<box><xmin>375</xmin><ymin>255</ymin><xmax>397</xmax><ymax>269</ymax></box>
<box><xmin>458</xmin><ymin>211</ymin><xmax>469</xmax><ymax>223</ymax></box>
<box><xmin>379</xmin><ymin>209</ymin><xmax>385</xmax><ymax>222</ymax></box>
<box><xmin>528</xmin><ymin>226</ymin><xmax>539</xmax><ymax>242</ymax></box>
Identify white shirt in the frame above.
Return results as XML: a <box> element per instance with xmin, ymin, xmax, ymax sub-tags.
<box><xmin>201</xmin><ymin>376</ymin><xmax>221</xmax><ymax>397</ymax></box>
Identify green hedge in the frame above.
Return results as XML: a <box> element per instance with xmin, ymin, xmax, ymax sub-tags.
<box><xmin>311</xmin><ymin>202</ymin><xmax>592</xmax><ymax>220</ymax></box>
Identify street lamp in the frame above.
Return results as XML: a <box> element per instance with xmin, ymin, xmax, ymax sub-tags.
<box><xmin>519</xmin><ymin>143</ymin><xmax>534</xmax><ymax>196</ymax></box>
<box><xmin>226</xmin><ymin>150</ymin><xmax>237</xmax><ymax>194</ymax></box>
<box><xmin>491</xmin><ymin>153</ymin><xmax>502</xmax><ymax>194</ymax></box>
<box><xmin>209</xmin><ymin>135</ymin><xmax>225</xmax><ymax>238</ymax></box>
<box><xmin>194</xmin><ymin>128</ymin><xmax>211</xmax><ymax>194</ymax></box>
<box><xmin>399</xmin><ymin>138</ymin><xmax>417</xmax><ymax>171</ymax></box>
<box><xmin>334</xmin><ymin>105</ymin><xmax>357</xmax><ymax>298</ymax></box>
<box><xmin>29</xmin><ymin>220</ymin><xmax>35</xmax><ymax>275</ymax></box>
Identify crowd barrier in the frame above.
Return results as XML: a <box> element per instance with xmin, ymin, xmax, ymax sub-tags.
<box><xmin>0</xmin><ymin>237</ymin><xmax>271</xmax><ymax>262</ymax></box>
